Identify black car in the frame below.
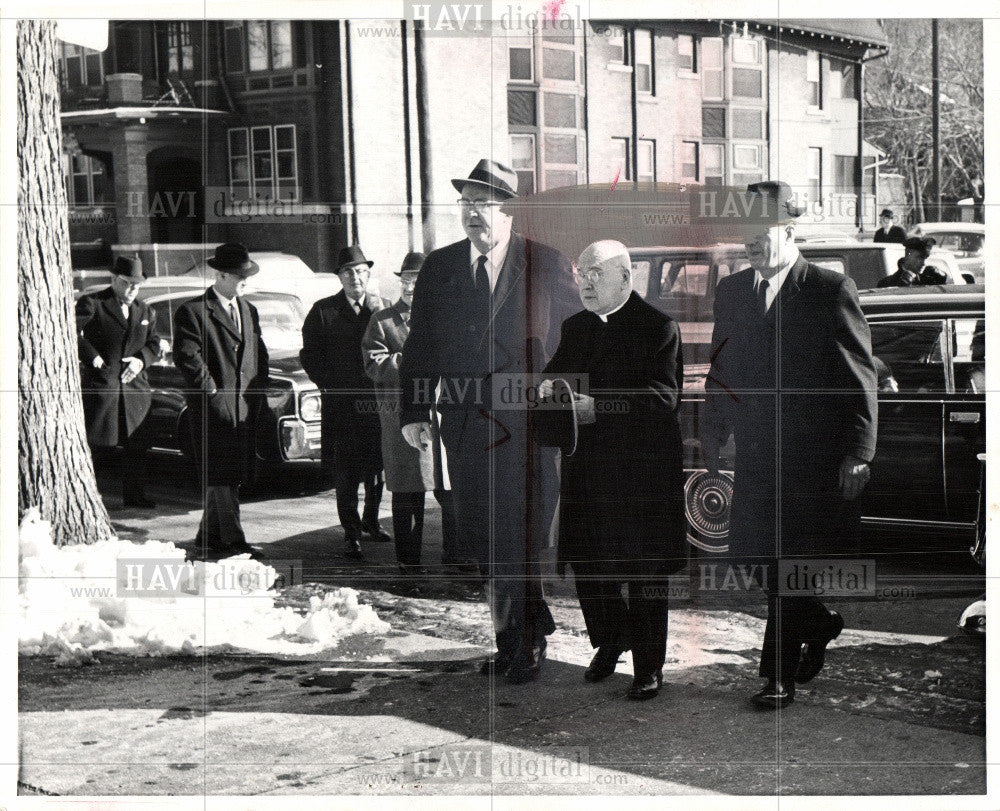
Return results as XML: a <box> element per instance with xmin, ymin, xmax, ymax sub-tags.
<box><xmin>680</xmin><ymin>285</ymin><xmax>985</xmax><ymax>552</ymax></box>
<box><xmin>141</xmin><ymin>288</ymin><xmax>322</xmax><ymax>480</ymax></box>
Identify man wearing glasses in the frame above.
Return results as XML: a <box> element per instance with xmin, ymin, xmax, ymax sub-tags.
<box><xmin>76</xmin><ymin>255</ymin><xmax>161</xmax><ymax>509</ymax></box>
<box><xmin>400</xmin><ymin>159</ymin><xmax>578</xmax><ymax>684</ymax></box>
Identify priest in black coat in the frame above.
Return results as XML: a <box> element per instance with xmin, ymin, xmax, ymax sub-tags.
<box><xmin>300</xmin><ymin>245</ymin><xmax>390</xmax><ymax>560</ymax></box>
<box><xmin>540</xmin><ymin>240</ymin><xmax>687</xmax><ymax>701</ymax></box>
<box><xmin>76</xmin><ymin>255</ymin><xmax>161</xmax><ymax>508</ymax></box>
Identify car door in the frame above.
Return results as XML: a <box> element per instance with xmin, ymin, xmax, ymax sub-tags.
<box><xmin>861</xmin><ymin>318</ymin><xmax>949</xmax><ymax>525</ymax></box>
<box><xmin>144</xmin><ymin>296</ymin><xmax>188</xmax><ymax>451</ymax></box>
<box><xmin>943</xmin><ymin>316</ymin><xmax>986</xmax><ymax>523</ymax></box>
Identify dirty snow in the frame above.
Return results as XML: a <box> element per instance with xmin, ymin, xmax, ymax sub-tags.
<box><xmin>18</xmin><ymin>509</ymin><xmax>390</xmax><ymax>664</ymax></box>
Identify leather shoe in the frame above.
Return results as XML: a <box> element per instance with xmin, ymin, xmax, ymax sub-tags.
<box><xmin>123</xmin><ymin>494</ymin><xmax>157</xmax><ymax>509</ymax></box>
<box><xmin>584</xmin><ymin>647</ymin><xmax>624</xmax><ymax>683</ymax></box>
<box><xmin>795</xmin><ymin>611</ymin><xmax>844</xmax><ymax>684</ymax></box>
<box><xmin>627</xmin><ymin>671</ymin><xmax>662</xmax><ymax>700</ymax></box>
<box><xmin>479</xmin><ymin>651</ymin><xmax>512</xmax><ymax>676</ymax></box>
<box><xmin>751</xmin><ymin>678</ymin><xmax>795</xmax><ymax>709</ymax></box>
<box><xmin>361</xmin><ymin>523</ymin><xmax>392</xmax><ymax>543</ymax></box>
<box><xmin>343</xmin><ymin>536</ymin><xmax>364</xmax><ymax>560</ymax></box>
<box><xmin>505</xmin><ymin>639</ymin><xmax>547</xmax><ymax>685</ymax></box>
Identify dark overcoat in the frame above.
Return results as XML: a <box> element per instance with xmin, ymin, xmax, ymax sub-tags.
<box><xmin>704</xmin><ymin>256</ymin><xmax>878</xmax><ymax>560</ymax></box>
<box><xmin>399</xmin><ymin>233</ymin><xmax>579</xmax><ymax>564</ymax></box>
<box><xmin>300</xmin><ymin>290</ymin><xmax>386</xmax><ymax>476</ymax></box>
<box><xmin>76</xmin><ymin>286</ymin><xmax>161</xmax><ymax>446</ymax></box>
<box><xmin>543</xmin><ymin>292</ymin><xmax>688</xmax><ymax>578</ymax></box>
<box><xmin>173</xmin><ymin>288</ymin><xmax>269</xmax><ymax>485</ymax></box>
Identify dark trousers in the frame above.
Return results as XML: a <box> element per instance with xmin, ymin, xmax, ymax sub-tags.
<box><xmin>573</xmin><ymin>564</ymin><xmax>670</xmax><ymax>677</ymax></box>
<box><xmin>117</xmin><ymin>408</ymin><xmax>152</xmax><ymax>501</ymax></box>
<box><xmin>751</xmin><ymin>561</ymin><xmax>837</xmax><ymax>682</ymax></box>
<box><xmin>336</xmin><ymin>469</ymin><xmax>384</xmax><ymax>537</ymax></box>
<box><xmin>435</xmin><ymin>488</ymin><xmax>460</xmax><ymax>564</ymax></box>
<box><xmin>392</xmin><ymin>491</ymin><xmax>426</xmax><ymax>565</ymax></box>
<box><xmin>195</xmin><ymin>485</ymin><xmax>246</xmax><ymax>552</ymax></box>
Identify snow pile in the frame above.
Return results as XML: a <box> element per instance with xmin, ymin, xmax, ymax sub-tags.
<box><xmin>18</xmin><ymin>508</ymin><xmax>390</xmax><ymax>664</ymax></box>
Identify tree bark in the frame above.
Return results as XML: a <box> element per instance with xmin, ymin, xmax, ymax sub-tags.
<box><xmin>18</xmin><ymin>20</ymin><xmax>115</xmax><ymax>545</ymax></box>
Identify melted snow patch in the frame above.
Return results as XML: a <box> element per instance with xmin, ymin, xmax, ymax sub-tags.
<box><xmin>18</xmin><ymin>508</ymin><xmax>389</xmax><ymax>663</ymax></box>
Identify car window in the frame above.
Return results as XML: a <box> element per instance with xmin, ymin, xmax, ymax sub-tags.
<box><xmin>808</xmin><ymin>258</ymin><xmax>846</xmax><ymax>276</ymax></box>
<box><xmin>246</xmin><ymin>293</ymin><xmax>307</xmax><ymax>353</ymax></box>
<box><xmin>658</xmin><ymin>260</ymin><xmax>711</xmax><ymax>322</ymax></box>
<box><xmin>869</xmin><ymin>320</ymin><xmax>948</xmax><ymax>393</ymax></box>
<box><xmin>631</xmin><ymin>260</ymin><xmax>651</xmax><ymax>297</ymax></box>
<box><xmin>925</xmin><ymin>232</ymin><xmax>984</xmax><ymax>258</ymax></box>
<box><xmin>952</xmin><ymin>318</ymin><xmax>985</xmax><ymax>394</ymax></box>
<box><xmin>147</xmin><ymin>299</ymin><xmax>174</xmax><ymax>342</ymax></box>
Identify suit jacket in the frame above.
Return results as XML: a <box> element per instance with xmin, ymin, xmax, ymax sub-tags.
<box><xmin>76</xmin><ymin>286</ymin><xmax>161</xmax><ymax>446</ymax></box>
<box><xmin>173</xmin><ymin>288</ymin><xmax>269</xmax><ymax>485</ymax></box>
<box><xmin>362</xmin><ymin>300</ymin><xmax>448</xmax><ymax>492</ymax></box>
<box><xmin>873</xmin><ymin>225</ymin><xmax>907</xmax><ymax>244</ymax></box>
<box><xmin>543</xmin><ymin>292</ymin><xmax>688</xmax><ymax>577</ymax></box>
<box><xmin>300</xmin><ymin>289</ymin><xmax>386</xmax><ymax>471</ymax></box>
<box><xmin>704</xmin><ymin>255</ymin><xmax>878</xmax><ymax>558</ymax></box>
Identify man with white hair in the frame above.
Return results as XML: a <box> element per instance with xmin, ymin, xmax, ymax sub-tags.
<box><xmin>539</xmin><ymin>240</ymin><xmax>687</xmax><ymax>700</ymax></box>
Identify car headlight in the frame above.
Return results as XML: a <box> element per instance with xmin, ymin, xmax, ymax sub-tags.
<box><xmin>299</xmin><ymin>391</ymin><xmax>322</xmax><ymax>422</ymax></box>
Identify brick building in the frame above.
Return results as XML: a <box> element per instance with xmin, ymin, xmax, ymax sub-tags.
<box><xmin>60</xmin><ymin>18</ymin><xmax>888</xmax><ymax>283</ymax></box>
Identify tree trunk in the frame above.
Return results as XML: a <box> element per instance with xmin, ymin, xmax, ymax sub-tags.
<box><xmin>18</xmin><ymin>20</ymin><xmax>115</xmax><ymax>545</ymax></box>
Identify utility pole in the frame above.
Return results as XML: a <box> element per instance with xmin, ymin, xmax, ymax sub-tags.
<box><xmin>931</xmin><ymin>19</ymin><xmax>941</xmax><ymax>222</ymax></box>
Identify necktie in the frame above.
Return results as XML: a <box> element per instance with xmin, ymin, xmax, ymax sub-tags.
<box><xmin>756</xmin><ymin>277</ymin><xmax>769</xmax><ymax>317</ymax></box>
<box><xmin>229</xmin><ymin>302</ymin><xmax>240</xmax><ymax>333</ymax></box>
<box><xmin>121</xmin><ymin>302</ymin><xmax>129</xmax><ymax>321</ymax></box>
<box><xmin>474</xmin><ymin>255</ymin><xmax>490</xmax><ymax>298</ymax></box>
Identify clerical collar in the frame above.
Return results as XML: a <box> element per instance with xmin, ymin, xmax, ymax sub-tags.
<box><xmin>596</xmin><ymin>294</ymin><xmax>629</xmax><ymax>322</ymax></box>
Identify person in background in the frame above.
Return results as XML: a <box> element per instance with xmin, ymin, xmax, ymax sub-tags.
<box><xmin>301</xmin><ymin>245</ymin><xmax>391</xmax><ymax>561</ymax></box>
<box><xmin>76</xmin><ymin>255</ymin><xmax>161</xmax><ymax>509</ymax></box>
<box><xmin>362</xmin><ymin>251</ymin><xmax>459</xmax><ymax>573</ymax></box>
<box><xmin>173</xmin><ymin>244</ymin><xmax>269</xmax><ymax>560</ymax></box>
<box><xmin>876</xmin><ymin>236</ymin><xmax>946</xmax><ymax>287</ymax></box>
<box><xmin>873</xmin><ymin>209</ymin><xmax>906</xmax><ymax>244</ymax></box>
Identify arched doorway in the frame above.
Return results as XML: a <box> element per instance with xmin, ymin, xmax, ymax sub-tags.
<box><xmin>146</xmin><ymin>147</ymin><xmax>202</xmax><ymax>244</ymax></box>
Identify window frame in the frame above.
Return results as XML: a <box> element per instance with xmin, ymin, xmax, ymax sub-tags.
<box><xmin>633</xmin><ymin>28</ymin><xmax>654</xmax><ymax>95</ymax></box>
<box><xmin>509</xmin><ymin>133</ymin><xmax>537</xmax><ymax>195</ymax></box>
<box><xmin>806</xmin><ymin>50</ymin><xmax>823</xmax><ymax>109</ymax></box>
<box><xmin>637</xmin><ymin>138</ymin><xmax>656</xmax><ymax>184</ymax></box>
<box><xmin>807</xmin><ymin>146</ymin><xmax>823</xmax><ymax>207</ymax></box>
<box><xmin>701</xmin><ymin>36</ymin><xmax>724</xmax><ymax>101</ymax></box>
<box><xmin>227</xmin><ymin>124</ymin><xmax>299</xmax><ymax>202</ymax></box>
<box><xmin>680</xmin><ymin>140</ymin><xmax>699</xmax><ymax>183</ymax></box>
<box><xmin>611</xmin><ymin>136</ymin><xmax>631</xmax><ymax>181</ymax></box>
<box><xmin>868</xmin><ymin>318</ymin><xmax>951</xmax><ymax>394</ymax></box>
<box><xmin>677</xmin><ymin>34</ymin><xmax>697</xmax><ymax>73</ymax></box>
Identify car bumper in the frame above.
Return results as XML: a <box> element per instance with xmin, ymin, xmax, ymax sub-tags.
<box><xmin>278</xmin><ymin>416</ymin><xmax>322</xmax><ymax>461</ymax></box>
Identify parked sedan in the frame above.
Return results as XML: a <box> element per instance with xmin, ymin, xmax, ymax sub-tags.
<box><xmin>140</xmin><ymin>288</ymin><xmax>322</xmax><ymax>481</ymax></box>
<box><xmin>679</xmin><ymin>285</ymin><xmax>984</xmax><ymax>553</ymax></box>
<box><xmin>910</xmin><ymin>222</ymin><xmax>984</xmax><ymax>284</ymax></box>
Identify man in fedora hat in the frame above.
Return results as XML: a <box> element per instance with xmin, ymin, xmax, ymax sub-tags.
<box><xmin>362</xmin><ymin>252</ymin><xmax>459</xmax><ymax>573</ymax></box>
<box><xmin>173</xmin><ymin>243</ymin><xmax>270</xmax><ymax>559</ymax></box>
<box><xmin>399</xmin><ymin>158</ymin><xmax>579</xmax><ymax>684</ymax></box>
<box><xmin>876</xmin><ymin>235</ymin><xmax>947</xmax><ymax>287</ymax></box>
<box><xmin>873</xmin><ymin>208</ymin><xmax>906</xmax><ymax>244</ymax></box>
<box><xmin>301</xmin><ymin>245</ymin><xmax>390</xmax><ymax>560</ymax></box>
<box><xmin>702</xmin><ymin>181</ymin><xmax>878</xmax><ymax>709</ymax></box>
<box><xmin>76</xmin><ymin>255</ymin><xmax>162</xmax><ymax>509</ymax></box>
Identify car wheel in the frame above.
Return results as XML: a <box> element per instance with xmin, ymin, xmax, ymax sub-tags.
<box><xmin>685</xmin><ymin>469</ymin><xmax>733</xmax><ymax>553</ymax></box>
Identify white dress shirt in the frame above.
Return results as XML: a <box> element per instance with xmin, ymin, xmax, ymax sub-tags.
<box><xmin>755</xmin><ymin>248</ymin><xmax>799</xmax><ymax>311</ymax></box>
<box><xmin>469</xmin><ymin>234</ymin><xmax>512</xmax><ymax>294</ymax></box>
<box><xmin>348</xmin><ymin>294</ymin><xmax>366</xmax><ymax>314</ymax></box>
<box><xmin>213</xmin><ymin>286</ymin><xmax>241</xmax><ymax>333</ymax></box>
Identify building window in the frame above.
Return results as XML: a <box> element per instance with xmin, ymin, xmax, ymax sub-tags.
<box><xmin>806</xmin><ymin>51</ymin><xmax>822</xmax><ymax>108</ymax></box>
<box><xmin>166</xmin><ymin>22</ymin><xmax>194</xmax><ymax>74</ymax></box>
<box><xmin>611</xmin><ymin>137</ymin><xmax>630</xmax><ymax>181</ymax></box>
<box><xmin>543</xmin><ymin>92</ymin><xmax>576</xmax><ymax>127</ymax></box>
<box><xmin>733</xmin><ymin>108</ymin><xmax>763</xmax><ymax>139</ymax></box>
<box><xmin>702</xmin><ymin>107</ymin><xmax>726</xmax><ymax>139</ymax></box>
<box><xmin>60</xmin><ymin>43</ymin><xmax>104</xmax><ymax>89</ymax></box>
<box><xmin>701</xmin><ymin>37</ymin><xmax>724</xmax><ymax>100</ymax></box>
<box><xmin>703</xmin><ymin>144</ymin><xmax>724</xmax><ymax>185</ymax></box>
<box><xmin>509</xmin><ymin>41</ymin><xmax>533</xmax><ymax>81</ymax></box>
<box><xmin>732</xmin><ymin>143</ymin><xmax>762</xmax><ymax>186</ymax></box>
<box><xmin>680</xmin><ymin>141</ymin><xmax>699</xmax><ymax>182</ymax></box>
<box><xmin>508</xmin><ymin>89</ymin><xmax>537</xmax><ymax>126</ymax></box>
<box><xmin>678</xmin><ymin>34</ymin><xmax>696</xmax><ymax>72</ymax></box>
<box><xmin>541</xmin><ymin>21</ymin><xmax>574</xmax><ymax>45</ymax></box>
<box><xmin>510</xmin><ymin>134</ymin><xmax>536</xmax><ymax>195</ymax></box>
<box><xmin>638</xmin><ymin>139</ymin><xmax>656</xmax><ymax>183</ymax></box>
<box><xmin>607</xmin><ymin>26</ymin><xmax>626</xmax><ymax>65</ymax></box>
<box><xmin>834</xmin><ymin>155</ymin><xmax>857</xmax><ymax>194</ymax></box>
<box><xmin>543</xmin><ymin>46</ymin><xmax>575</xmax><ymax>81</ymax></box>
<box><xmin>224</xmin><ymin>22</ymin><xmax>245</xmax><ymax>73</ymax></box>
<box><xmin>634</xmin><ymin>29</ymin><xmax>653</xmax><ymax>94</ymax></box>
<box><xmin>63</xmin><ymin>153</ymin><xmax>109</xmax><ymax>207</ymax></box>
<box><xmin>228</xmin><ymin>124</ymin><xmax>298</xmax><ymax>201</ymax></box>
<box><xmin>243</xmin><ymin>20</ymin><xmax>299</xmax><ymax>73</ymax></box>
<box><xmin>807</xmin><ymin>147</ymin><xmax>823</xmax><ymax>204</ymax></box>
<box><xmin>832</xmin><ymin>59</ymin><xmax>857</xmax><ymax>100</ymax></box>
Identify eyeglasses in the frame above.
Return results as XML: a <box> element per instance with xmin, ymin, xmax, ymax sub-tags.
<box><xmin>575</xmin><ymin>268</ymin><xmax>609</xmax><ymax>285</ymax></box>
<box><xmin>457</xmin><ymin>198</ymin><xmax>504</xmax><ymax>212</ymax></box>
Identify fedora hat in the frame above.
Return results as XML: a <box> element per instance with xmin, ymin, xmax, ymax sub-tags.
<box><xmin>879</xmin><ymin>208</ymin><xmax>895</xmax><ymax>219</ymax></box>
<box><xmin>451</xmin><ymin>159</ymin><xmax>519</xmax><ymax>199</ymax></box>
<box><xmin>903</xmin><ymin>235</ymin><xmax>936</xmax><ymax>256</ymax></box>
<box><xmin>111</xmin><ymin>254</ymin><xmax>145</xmax><ymax>282</ymax></box>
<box><xmin>206</xmin><ymin>243</ymin><xmax>259</xmax><ymax>278</ymax></box>
<box><xmin>746</xmin><ymin>180</ymin><xmax>806</xmax><ymax>222</ymax></box>
<box><xmin>395</xmin><ymin>251</ymin><xmax>425</xmax><ymax>276</ymax></box>
<box><xmin>336</xmin><ymin>245</ymin><xmax>374</xmax><ymax>272</ymax></box>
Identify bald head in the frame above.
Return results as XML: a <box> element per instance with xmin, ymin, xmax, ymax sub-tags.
<box><xmin>576</xmin><ymin>240</ymin><xmax>632</xmax><ymax>315</ymax></box>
